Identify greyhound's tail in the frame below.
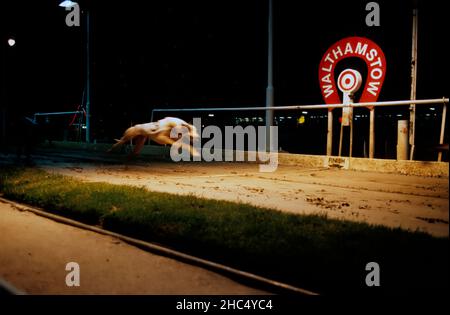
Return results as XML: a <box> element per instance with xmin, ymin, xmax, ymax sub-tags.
<box><xmin>107</xmin><ymin>126</ymin><xmax>139</xmax><ymax>153</ymax></box>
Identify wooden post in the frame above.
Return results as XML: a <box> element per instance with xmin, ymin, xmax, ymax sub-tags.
<box><xmin>369</xmin><ymin>108</ymin><xmax>375</xmax><ymax>158</ymax></box>
<box><xmin>327</xmin><ymin>109</ymin><xmax>333</xmax><ymax>156</ymax></box>
<box><xmin>438</xmin><ymin>103</ymin><xmax>447</xmax><ymax>162</ymax></box>
<box><xmin>397</xmin><ymin>120</ymin><xmax>409</xmax><ymax>160</ymax></box>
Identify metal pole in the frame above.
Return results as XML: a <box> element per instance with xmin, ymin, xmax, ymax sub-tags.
<box><xmin>1</xmin><ymin>107</ymin><xmax>5</xmax><ymax>145</ymax></box>
<box><xmin>409</xmin><ymin>5</ymin><xmax>418</xmax><ymax>160</ymax></box>
<box><xmin>369</xmin><ymin>108</ymin><xmax>375</xmax><ymax>158</ymax></box>
<box><xmin>326</xmin><ymin>110</ymin><xmax>333</xmax><ymax>155</ymax></box>
<box><xmin>265</xmin><ymin>0</ymin><xmax>274</xmax><ymax>151</ymax></box>
<box><xmin>1</xmin><ymin>41</ymin><xmax>8</xmax><ymax>145</ymax></box>
<box><xmin>85</xmin><ymin>9</ymin><xmax>91</xmax><ymax>143</ymax></box>
<box><xmin>349</xmin><ymin>113</ymin><xmax>353</xmax><ymax>158</ymax></box>
<box><xmin>348</xmin><ymin>95</ymin><xmax>354</xmax><ymax>158</ymax></box>
<box><xmin>1</xmin><ymin>48</ymin><xmax>5</xmax><ymax>144</ymax></box>
<box><xmin>438</xmin><ymin>103</ymin><xmax>447</xmax><ymax>161</ymax></box>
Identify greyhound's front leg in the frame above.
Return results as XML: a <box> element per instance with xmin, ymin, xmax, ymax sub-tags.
<box><xmin>128</xmin><ymin>135</ymin><xmax>147</xmax><ymax>159</ymax></box>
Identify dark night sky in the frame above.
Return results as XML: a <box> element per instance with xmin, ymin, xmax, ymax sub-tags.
<box><xmin>1</xmin><ymin>0</ymin><xmax>449</xmax><ymax>156</ymax></box>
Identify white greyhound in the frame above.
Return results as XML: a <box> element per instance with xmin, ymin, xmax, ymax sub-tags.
<box><xmin>109</xmin><ymin>117</ymin><xmax>200</xmax><ymax>158</ymax></box>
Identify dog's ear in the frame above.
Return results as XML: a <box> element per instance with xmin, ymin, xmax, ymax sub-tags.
<box><xmin>181</xmin><ymin>122</ymin><xmax>193</xmax><ymax>131</ymax></box>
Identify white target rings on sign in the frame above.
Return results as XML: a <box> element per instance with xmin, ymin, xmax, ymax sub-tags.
<box><xmin>337</xmin><ymin>69</ymin><xmax>362</xmax><ymax>94</ymax></box>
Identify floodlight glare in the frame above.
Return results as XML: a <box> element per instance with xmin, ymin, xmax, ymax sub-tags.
<box><xmin>59</xmin><ymin>0</ymin><xmax>77</xmax><ymax>8</ymax></box>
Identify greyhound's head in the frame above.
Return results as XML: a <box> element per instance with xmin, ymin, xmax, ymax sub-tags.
<box><xmin>181</xmin><ymin>122</ymin><xmax>200</xmax><ymax>142</ymax></box>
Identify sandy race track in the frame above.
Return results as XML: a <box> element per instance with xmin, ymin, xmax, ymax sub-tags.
<box><xmin>33</xmin><ymin>156</ymin><xmax>449</xmax><ymax>237</ymax></box>
<box><xmin>0</xmin><ymin>200</ymin><xmax>267</xmax><ymax>294</ymax></box>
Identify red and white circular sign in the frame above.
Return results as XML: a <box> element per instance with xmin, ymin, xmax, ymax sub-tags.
<box><xmin>337</xmin><ymin>69</ymin><xmax>362</xmax><ymax>93</ymax></box>
<box><xmin>318</xmin><ymin>36</ymin><xmax>386</xmax><ymax>109</ymax></box>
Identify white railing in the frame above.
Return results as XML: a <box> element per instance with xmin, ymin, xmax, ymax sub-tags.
<box><xmin>34</xmin><ymin>111</ymin><xmax>84</xmax><ymax>119</ymax></box>
<box><xmin>151</xmin><ymin>97</ymin><xmax>448</xmax><ymax>161</ymax></box>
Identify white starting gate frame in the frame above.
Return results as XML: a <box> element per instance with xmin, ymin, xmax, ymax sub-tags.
<box><xmin>33</xmin><ymin>110</ymin><xmax>86</xmax><ymax>141</ymax></box>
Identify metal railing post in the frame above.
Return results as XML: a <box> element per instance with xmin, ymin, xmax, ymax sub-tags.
<box><xmin>369</xmin><ymin>107</ymin><xmax>375</xmax><ymax>158</ymax></box>
<box><xmin>438</xmin><ymin>101</ymin><xmax>447</xmax><ymax>162</ymax></box>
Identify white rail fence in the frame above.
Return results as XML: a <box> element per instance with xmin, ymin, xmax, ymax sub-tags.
<box><xmin>151</xmin><ymin>97</ymin><xmax>448</xmax><ymax>162</ymax></box>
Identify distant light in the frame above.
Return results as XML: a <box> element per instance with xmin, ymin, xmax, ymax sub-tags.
<box><xmin>301</xmin><ymin>111</ymin><xmax>308</xmax><ymax>114</ymax></box>
<box><xmin>426</xmin><ymin>113</ymin><xmax>431</xmax><ymax>117</ymax></box>
<box><xmin>7</xmin><ymin>38</ymin><xmax>15</xmax><ymax>47</ymax></box>
<box><xmin>396</xmin><ymin>114</ymin><xmax>402</xmax><ymax>117</ymax></box>
<box><xmin>287</xmin><ymin>116</ymin><xmax>292</xmax><ymax>119</ymax></box>
<box><xmin>208</xmin><ymin>113</ymin><xmax>214</xmax><ymax>117</ymax></box>
<box><xmin>59</xmin><ymin>0</ymin><xmax>77</xmax><ymax>8</ymax></box>
<box><xmin>430</xmin><ymin>107</ymin><xmax>435</xmax><ymax>111</ymax></box>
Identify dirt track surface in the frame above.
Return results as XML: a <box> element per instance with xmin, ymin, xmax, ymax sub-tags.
<box><xmin>29</xmin><ymin>155</ymin><xmax>449</xmax><ymax>237</ymax></box>
<box><xmin>0</xmin><ymin>200</ymin><xmax>267</xmax><ymax>294</ymax></box>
